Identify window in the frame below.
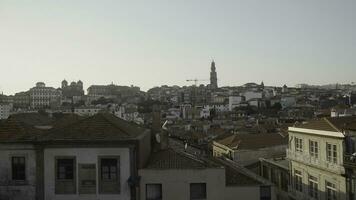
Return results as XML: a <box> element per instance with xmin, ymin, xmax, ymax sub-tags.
<box><xmin>190</xmin><ymin>183</ymin><xmax>206</xmax><ymax>200</ymax></box>
<box><xmin>326</xmin><ymin>181</ymin><xmax>337</xmax><ymax>200</ymax></box>
<box><xmin>99</xmin><ymin>157</ymin><xmax>120</xmax><ymax>194</ymax></box>
<box><xmin>260</xmin><ymin>186</ymin><xmax>271</xmax><ymax>200</ymax></box>
<box><xmin>295</xmin><ymin>138</ymin><xmax>303</xmax><ymax>152</ymax></box>
<box><xmin>146</xmin><ymin>184</ymin><xmax>162</xmax><ymax>200</ymax></box>
<box><xmin>309</xmin><ymin>140</ymin><xmax>318</xmax><ymax>158</ymax></box>
<box><xmin>262</xmin><ymin>165</ymin><xmax>269</xmax><ymax>179</ymax></box>
<box><xmin>294</xmin><ymin>170</ymin><xmax>303</xmax><ymax>192</ymax></box>
<box><xmin>327</xmin><ymin>143</ymin><xmax>337</xmax><ymax>164</ymax></box>
<box><xmin>101</xmin><ymin>158</ymin><xmax>118</xmax><ymax>180</ymax></box>
<box><xmin>281</xmin><ymin>172</ymin><xmax>288</xmax><ymax>192</ymax></box>
<box><xmin>55</xmin><ymin>157</ymin><xmax>76</xmax><ymax>194</ymax></box>
<box><xmin>12</xmin><ymin>156</ymin><xmax>26</xmax><ymax>180</ymax></box>
<box><xmin>57</xmin><ymin>159</ymin><xmax>74</xmax><ymax>180</ymax></box>
<box><xmin>271</xmin><ymin>168</ymin><xmax>277</xmax><ymax>184</ymax></box>
<box><xmin>308</xmin><ymin>175</ymin><xmax>318</xmax><ymax>198</ymax></box>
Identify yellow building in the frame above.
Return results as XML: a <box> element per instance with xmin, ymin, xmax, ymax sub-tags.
<box><xmin>287</xmin><ymin>117</ymin><xmax>356</xmax><ymax>200</ymax></box>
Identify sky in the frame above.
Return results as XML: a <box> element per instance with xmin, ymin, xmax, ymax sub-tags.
<box><xmin>1</xmin><ymin>0</ymin><xmax>356</xmax><ymax>95</ymax></box>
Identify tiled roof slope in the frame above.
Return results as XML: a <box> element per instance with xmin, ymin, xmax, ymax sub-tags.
<box><xmin>0</xmin><ymin>117</ymin><xmax>43</xmax><ymax>141</ymax></box>
<box><xmin>144</xmin><ymin>148</ymin><xmax>216</xmax><ymax>169</ymax></box>
<box><xmin>41</xmin><ymin>113</ymin><xmax>147</xmax><ymax>141</ymax></box>
<box><xmin>0</xmin><ymin>113</ymin><xmax>147</xmax><ymax>142</ymax></box>
<box><xmin>216</xmin><ymin>133</ymin><xmax>287</xmax><ymax>150</ymax></box>
<box><xmin>295</xmin><ymin>116</ymin><xmax>356</xmax><ymax>132</ymax></box>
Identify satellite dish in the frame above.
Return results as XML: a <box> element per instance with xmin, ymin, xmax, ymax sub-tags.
<box><xmin>155</xmin><ymin>133</ymin><xmax>161</xmax><ymax>143</ymax></box>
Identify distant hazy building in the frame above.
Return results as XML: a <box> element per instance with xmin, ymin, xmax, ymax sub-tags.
<box><xmin>13</xmin><ymin>91</ymin><xmax>30</xmax><ymax>109</ymax></box>
<box><xmin>61</xmin><ymin>79</ymin><xmax>84</xmax><ymax>99</ymax></box>
<box><xmin>29</xmin><ymin>82</ymin><xmax>61</xmax><ymax>109</ymax></box>
<box><xmin>87</xmin><ymin>84</ymin><xmax>141</xmax><ymax>103</ymax></box>
<box><xmin>0</xmin><ymin>104</ymin><xmax>11</xmax><ymax>119</ymax></box>
<box><xmin>210</xmin><ymin>60</ymin><xmax>218</xmax><ymax>89</ymax></box>
<box><xmin>228</xmin><ymin>96</ymin><xmax>244</xmax><ymax>111</ymax></box>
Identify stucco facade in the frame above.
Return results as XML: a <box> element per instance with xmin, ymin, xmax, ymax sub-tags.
<box><xmin>44</xmin><ymin>148</ymin><xmax>132</xmax><ymax>200</ymax></box>
<box><xmin>287</xmin><ymin>127</ymin><xmax>347</xmax><ymax>200</ymax></box>
<box><xmin>139</xmin><ymin>168</ymin><xmax>225</xmax><ymax>200</ymax></box>
<box><xmin>0</xmin><ymin>144</ymin><xmax>37</xmax><ymax>200</ymax></box>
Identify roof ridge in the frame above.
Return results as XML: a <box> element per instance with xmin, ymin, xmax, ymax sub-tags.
<box><xmin>324</xmin><ymin>117</ymin><xmax>341</xmax><ymax>133</ymax></box>
<box><xmin>99</xmin><ymin>114</ymin><xmax>131</xmax><ymax>136</ymax></box>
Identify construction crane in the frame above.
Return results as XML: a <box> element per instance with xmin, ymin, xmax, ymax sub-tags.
<box><xmin>186</xmin><ymin>78</ymin><xmax>209</xmax><ymax>86</ymax></box>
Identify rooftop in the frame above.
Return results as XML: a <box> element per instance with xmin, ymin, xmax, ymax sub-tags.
<box><xmin>215</xmin><ymin>133</ymin><xmax>287</xmax><ymax>150</ymax></box>
<box><xmin>0</xmin><ymin>113</ymin><xmax>148</xmax><ymax>143</ymax></box>
<box><xmin>294</xmin><ymin>116</ymin><xmax>356</xmax><ymax>132</ymax></box>
<box><xmin>144</xmin><ymin>148</ymin><xmax>217</xmax><ymax>170</ymax></box>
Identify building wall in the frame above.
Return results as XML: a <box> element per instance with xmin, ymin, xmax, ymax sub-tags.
<box><xmin>225</xmin><ymin>186</ymin><xmax>260</xmax><ymax>200</ymax></box>
<box><xmin>138</xmin><ymin>168</ymin><xmax>225</xmax><ymax>200</ymax></box>
<box><xmin>287</xmin><ymin>130</ymin><xmax>346</xmax><ymax>200</ymax></box>
<box><xmin>0</xmin><ymin>144</ymin><xmax>37</xmax><ymax>200</ymax></box>
<box><xmin>44</xmin><ymin>148</ymin><xmax>131</xmax><ymax>200</ymax></box>
<box><xmin>0</xmin><ymin>104</ymin><xmax>11</xmax><ymax>119</ymax></box>
<box><xmin>235</xmin><ymin>145</ymin><xmax>287</xmax><ymax>166</ymax></box>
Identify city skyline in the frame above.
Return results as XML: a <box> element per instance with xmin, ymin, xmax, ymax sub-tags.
<box><xmin>1</xmin><ymin>0</ymin><xmax>356</xmax><ymax>94</ymax></box>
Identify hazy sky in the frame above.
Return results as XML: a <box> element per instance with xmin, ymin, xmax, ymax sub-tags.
<box><xmin>1</xmin><ymin>0</ymin><xmax>356</xmax><ymax>95</ymax></box>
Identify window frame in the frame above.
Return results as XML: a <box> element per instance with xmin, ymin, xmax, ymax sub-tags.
<box><xmin>190</xmin><ymin>183</ymin><xmax>207</xmax><ymax>200</ymax></box>
<box><xmin>308</xmin><ymin>175</ymin><xmax>318</xmax><ymax>199</ymax></box>
<box><xmin>295</xmin><ymin>137</ymin><xmax>303</xmax><ymax>152</ymax></box>
<box><xmin>146</xmin><ymin>183</ymin><xmax>162</xmax><ymax>200</ymax></box>
<box><xmin>54</xmin><ymin>156</ymin><xmax>76</xmax><ymax>194</ymax></box>
<box><xmin>11</xmin><ymin>156</ymin><xmax>26</xmax><ymax>182</ymax></box>
<box><xmin>326</xmin><ymin>181</ymin><xmax>337</xmax><ymax>200</ymax></box>
<box><xmin>326</xmin><ymin>143</ymin><xmax>337</xmax><ymax>164</ymax></box>
<box><xmin>98</xmin><ymin>156</ymin><xmax>120</xmax><ymax>194</ymax></box>
<box><xmin>294</xmin><ymin>169</ymin><xmax>303</xmax><ymax>192</ymax></box>
<box><xmin>309</xmin><ymin>140</ymin><xmax>318</xmax><ymax>158</ymax></box>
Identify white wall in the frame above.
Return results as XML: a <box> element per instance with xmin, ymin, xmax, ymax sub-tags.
<box><xmin>44</xmin><ymin>148</ymin><xmax>131</xmax><ymax>200</ymax></box>
<box><xmin>228</xmin><ymin>96</ymin><xmax>243</xmax><ymax>111</ymax></box>
<box><xmin>243</xmin><ymin>91</ymin><xmax>262</xmax><ymax>101</ymax></box>
<box><xmin>0</xmin><ymin>144</ymin><xmax>37</xmax><ymax>200</ymax></box>
<box><xmin>225</xmin><ymin>186</ymin><xmax>261</xmax><ymax>200</ymax></box>
<box><xmin>139</xmin><ymin>168</ymin><xmax>225</xmax><ymax>200</ymax></box>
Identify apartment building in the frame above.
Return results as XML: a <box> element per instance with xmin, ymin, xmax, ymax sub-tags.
<box><xmin>29</xmin><ymin>82</ymin><xmax>61</xmax><ymax>109</ymax></box>
<box><xmin>287</xmin><ymin>117</ymin><xmax>356</xmax><ymax>200</ymax></box>
<box><xmin>0</xmin><ymin>113</ymin><xmax>151</xmax><ymax>200</ymax></box>
<box><xmin>0</xmin><ymin>104</ymin><xmax>11</xmax><ymax>119</ymax></box>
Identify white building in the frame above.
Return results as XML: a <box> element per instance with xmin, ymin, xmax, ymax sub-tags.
<box><xmin>74</xmin><ymin>107</ymin><xmax>101</xmax><ymax>116</ymax></box>
<box><xmin>287</xmin><ymin>118</ymin><xmax>350</xmax><ymax>200</ymax></box>
<box><xmin>29</xmin><ymin>82</ymin><xmax>61</xmax><ymax>109</ymax></box>
<box><xmin>0</xmin><ymin>104</ymin><xmax>12</xmax><ymax>119</ymax></box>
<box><xmin>243</xmin><ymin>91</ymin><xmax>263</xmax><ymax>101</ymax></box>
<box><xmin>280</xmin><ymin>96</ymin><xmax>296</xmax><ymax>109</ymax></box>
<box><xmin>0</xmin><ymin>113</ymin><xmax>151</xmax><ymax>200</ymax></box>
<box><xmin>228</xmin><ymin>96</ymin><xmax>244</xmax><ymax>111</ymax></box>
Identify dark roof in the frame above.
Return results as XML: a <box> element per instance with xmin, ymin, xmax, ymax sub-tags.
<box><xmin>224</xmin><ymin>164</ymin><xmax>261</xmax><ymax>186</ymax></box>
<box><xmin>295</xmin><ymin>116</ymin><xmax>356</xmax><ymax>132</ymax></box>
<box><xmin>41</xmin><ymin>113</ymin><xmax>147</xmax><ymax>141</ymax></box>
<box><xmin>0</xmin><ymin>113</ymin><xmax>148</xmax><ymax>143</ymax></box>
<box><xmin>0</xmin><ymin>117</ymin><xmax>44</xmax><ymax>141</ymax></box>
<box><xmin>144</xmin><ymin>148</ymin><xmax>216</xmax><ymax>169</ymax></box>
<box><xmin>216</xmin><ymin>133</ymin><xmax>287</xmax><ymax>150</ymax></box>
<box><xmin>210</xmin><ymin>158</ymin><xmax>262</xmax><ymax>186</ymax></box>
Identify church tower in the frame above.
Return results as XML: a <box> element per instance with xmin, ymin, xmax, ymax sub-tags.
<box><xmin>210</xmin><ymin>60</ymin><xmax>218</xmax><ymax>89</ymax></box>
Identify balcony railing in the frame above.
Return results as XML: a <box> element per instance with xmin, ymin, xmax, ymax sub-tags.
<box><xmin>344</xmin><ymin>154</ymin><xmax>356</xmax><ymax>168</ymax></box>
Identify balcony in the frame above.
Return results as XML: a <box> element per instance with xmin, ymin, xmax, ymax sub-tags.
<box><xmin>287</xmin><ymin>149</ymin><xmax>345</xmax><ymax>174</ymax></box>
<box><xmin>344</xmin><ymin>154</ymin><xmax>356</xmax><ymax>168</ymax></box>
